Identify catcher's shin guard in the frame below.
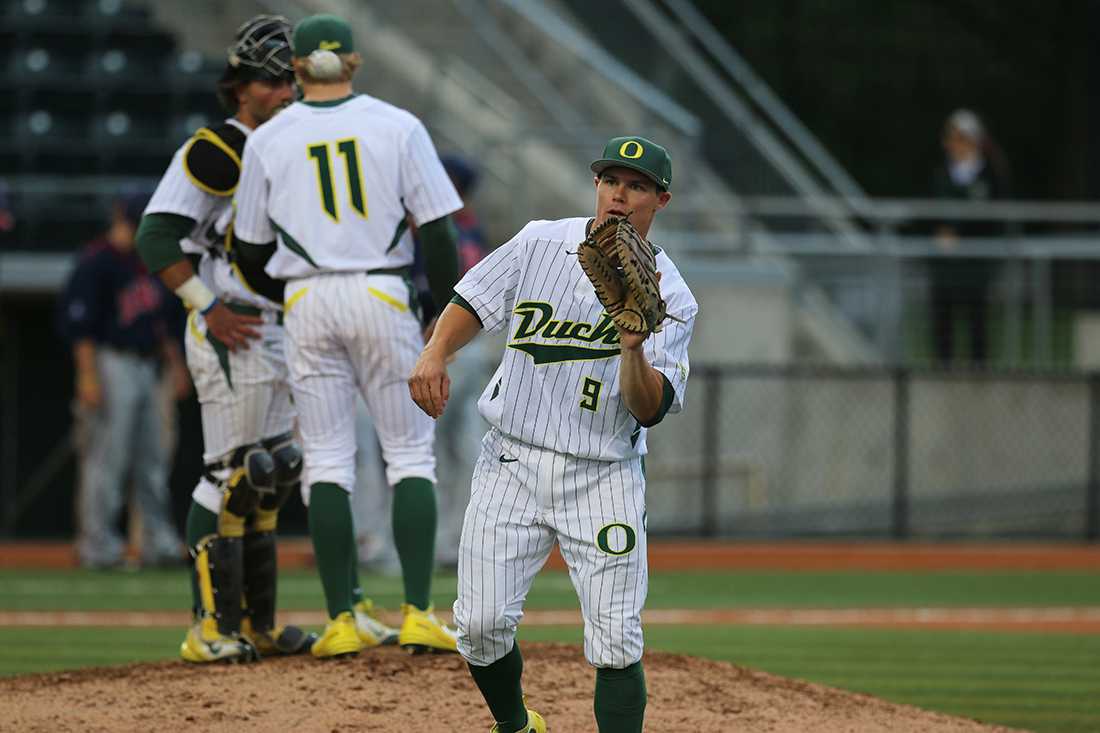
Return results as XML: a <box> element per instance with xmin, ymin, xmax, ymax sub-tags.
<box><xmin>242</xmin><ymin>529</ymin><xmax>278</xmax><ymax>632</ymax></box>
<box><xmin>244</xmin><ymin>433</ymin><xmax>301</xmax><ymax>627</ymax></box>
<box><xmin>194</xmin><ymin>534</ymin><xmax>246</xmax><ymax>636</ymax></box>
<box><xmin>240</xmin><ymin>432</ymin><xmax>315</xmax><ymax>655</ymax></box>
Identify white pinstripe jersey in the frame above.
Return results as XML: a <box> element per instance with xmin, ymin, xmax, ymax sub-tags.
<box><xmin>233</xmin><ymin>94</ymin><xmax>462</xmax><ymax>279</ymax></box>
<box><xmin>144</xmin><ymin>118</ymin><xmax>276</xmax><ymax>311</ymax></box>
<box><xmin>455</xmin><ymin>217</ymin><xmax>698</xmax><ymax>462</ymax></box>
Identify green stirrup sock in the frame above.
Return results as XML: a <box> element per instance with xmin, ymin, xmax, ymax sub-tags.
<box><xmin>350</xmin><ymin>562</ymin><xmax>364</xmax><ymax>606</ymax></box>
<box><xmin>308</xmin><ymin>482</ymin><xmax>356</xmax><ymax>619</ymax></box>
<box><xmin>594</xmin><ymin>661</ymin><xmax>647</xmax><ymax>733</ymax></box>
<box><xmin>468</xmin><ymin>642</ymin><xmax>527</xmax><ymax>732</ymax></box>
<box><xmin>392</xmin><ymin>477</ymin><xmax>437</xmax><ymax>610</ymax></box>
<box><xmin>185</xmin><ymin>501</ymin><xmax>219</xmax><ymax>619</ymax></box>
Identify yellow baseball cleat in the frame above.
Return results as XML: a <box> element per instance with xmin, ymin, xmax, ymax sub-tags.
<box><xmin>354</xmin><ymin>598</ymin><xmax>399</xmax><ymax>647</ymax></box>
<box><xmin>490</xmin><ymin>708</ymin><xmax>546</xmax><ymax>733</ymax></box>
<box><xmin>398</xmin><ymin>603</ymin><xmax>459</xmax><ymax>654</ymax></box>
<box><xmin>179</xmin><ymin>622</ymin><xmax>259</xmax><ymax>664</ymax></box>
<box><xmin>311</xmin><ymin>611</ymin><xmax>363</xmax><ymax>659</ymax></box>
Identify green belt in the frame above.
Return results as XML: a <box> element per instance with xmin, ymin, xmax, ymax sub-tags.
<box><xmin>366</xmin><ymin>266</ymin><xmax>411</xmax><ymax>277</ymax></box>
<box><xmin>226</xmin><ymin>302</ymin><xmax>284</xmax><ymax>325</ymax></box>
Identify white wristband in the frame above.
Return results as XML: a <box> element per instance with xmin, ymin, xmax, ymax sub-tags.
<box><xmin>174</xmin><ymin>276</ymin><xmax>217</xmax><ymax>313</ymax></box>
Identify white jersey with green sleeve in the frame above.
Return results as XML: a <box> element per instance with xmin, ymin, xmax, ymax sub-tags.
<box><xmin>232</xmin><ymin>94</ymin><xmax>462</xmax><ymax>278</ymax></box>
<box><xmin>143</xmin><ymin>118</ymin><xmax>277</xmax><ymax>312</ymax></box>
<box><xmin>454</xmin><ymin>216</ymin><xmax>699</xmax><ymax>462</ymax></box>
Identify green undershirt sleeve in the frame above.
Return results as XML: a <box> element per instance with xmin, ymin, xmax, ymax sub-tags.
<box><xmin>418</xmin><ymin>214</ymin><xmax>460</xmax><ymax>314</ymax></box>
<box><xmin>135</xmin><ymin>212</ymin><xmax>195</xmax><ymax>273</ymax></box>
<box><xmin>232</xmin><ymin>235</ymin><xmax>284</xmax><ymax>304</ymax></box>
<box><xmin>449</xmin><ymin>293</ymin><xmax>483</xmax><ymax>328</ymax></box>
<box><xmin>637</xmin><ymin>374</ymin><xmax>676</xmax><ymax>428</ymax></box>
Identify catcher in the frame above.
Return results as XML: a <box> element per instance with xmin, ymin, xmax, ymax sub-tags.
<box><xmin>136</xmin><ymin>15</ymin><xmax>332</xmax><ymax>663</ymax></box>
<box><xmin>409</xmin><ymin>135</ymin><xmax>698</xmax><ymax>733</ymax></box>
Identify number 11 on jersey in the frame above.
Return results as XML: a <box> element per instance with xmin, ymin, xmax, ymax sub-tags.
<box><xmin>307</xmin><ymin>138</ymin><xmax>368</xmax><ymax>222</ymax></box>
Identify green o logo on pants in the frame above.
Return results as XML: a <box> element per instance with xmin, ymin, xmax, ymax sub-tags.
<box><xmin>596</xmin><ymin>523</ymin><xmax>637</xmax><ymax>556</ymax></box>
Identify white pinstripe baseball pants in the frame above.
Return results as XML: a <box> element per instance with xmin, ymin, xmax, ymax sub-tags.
<box><xmin>184</xmin><ymin>308</ymin><xmax>295</xmax><ymax>513</ymax></box>
<box><xmin>454</xmin><ymin>428</ymin><xmax>648</xmax><ymax>669</ymax></box>
<box><xmin>283</xmin><ymin>272</ymin><xmax>436</xmax><ymax>501</ymax></box>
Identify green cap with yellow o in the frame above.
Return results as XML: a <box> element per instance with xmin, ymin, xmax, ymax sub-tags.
<box><xmin>590</xmin><ymin>136</ymin><xmax>672</xmax><ymax>191</ymax></box>
<box><xmin>292</xmin><ymin>14</ymin><xmax>355</xmax><ymax>58</ymax></box>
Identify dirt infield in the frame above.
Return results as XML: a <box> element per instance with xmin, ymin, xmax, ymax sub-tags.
<box><xmin>0</xmin><ymin>642</ymin><xmax>1022</xmax><ymax>732</ymax></box>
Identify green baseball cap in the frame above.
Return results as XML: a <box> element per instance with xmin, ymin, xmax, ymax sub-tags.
<box><xmin>590</xmin><ymin>136</ymin><xmax>672</xmax><ymax>191</ymax></box>
<box><xmin>292</xmin><ymin>14</ymin><xmax>355</xmax><ymax>57</ymax></box>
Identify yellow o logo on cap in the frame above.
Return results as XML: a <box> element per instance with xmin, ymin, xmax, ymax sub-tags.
<box><xmin>618</xmin><ymin>140</ymin><xmax>644</xmax><ymax>159</ymax></box>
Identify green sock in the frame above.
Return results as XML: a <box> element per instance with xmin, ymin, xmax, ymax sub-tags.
<box><xmin>184</xmin><ymin>501</ymin><xmax>218</xmax><ymax>619</ymax></box>
<box><xmin>350</xmin><ymin>560</ymin><xmax>364</xmax><ymax>606</ymax></box>
<box><xmin>468</xmin><ymin>642</ymin><xmax>527</xmax><ymax>732</ymax></box>
<box><xmin>392</xmin><ymin>477</ymin><xmax>437</xmax><ymax>610</ymax></box>
<box><xmin>594</xmin><ymin>661</ymin><xmax>646</xmax><ymax>733</ymax></box>
<box><xmin>308</xmin><ymin>482</ymin><xmax>356</xmax><ymax>619</ymax></box>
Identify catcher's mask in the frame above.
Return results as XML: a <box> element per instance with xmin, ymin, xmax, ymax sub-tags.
<box><xmin>216</xmin><ymin>14</ymin><xmax>294</xmax><ymax>112</ymax></box>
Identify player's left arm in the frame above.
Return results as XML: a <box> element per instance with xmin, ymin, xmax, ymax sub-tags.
<box><xmin>400</xmin><ymin>121</ymin><xmax>463</xmax><ymax>315</ymax></box>
<box><xmin>621</xmin><ymin>258</ymin><xmax>699</xmax><ymax>427</ymax></box>
<box><xmin>232</xmin><ymin>236</ymin><xmax>284</xmax><ymax>303</ymax></box>
<box><xmin>229</xmin><ymin>137</ymin><xmax>287</xmax><ymax>301</ymax></box>
<box><xmin>418</xmin><ymin>215</ymin><xmax>459</xmax><ymax>320</ymax></box>
<box><xmin>232</xmin><ymin>138</ymin><xmax>276</xmax><ymax>251</ymax></box>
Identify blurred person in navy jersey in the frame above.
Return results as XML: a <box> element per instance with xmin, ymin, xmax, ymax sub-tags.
<box><xmin>60</xmin><ymin>191</ymin><xmax>191</xmax><ymax>568</ymax></box>
<box><xmin>443</xmin><ymin>155</ymin><xmax>490</xmax><ymax>277</ymax></box>
<box><xmin>929</xmin><ymin>109</ymin><xmax>1012</xmax><ymax>366</ymax></box>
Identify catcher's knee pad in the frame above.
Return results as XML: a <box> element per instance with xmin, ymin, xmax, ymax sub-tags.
<box><xmin>206</xmin><ymin>444</ymin><xmax>276</xmax><ymax>537</ymax></box>
<box><xmin>244</xmin><ymin>433</ymin><xmax>301</xmax><ymax>532</ymax></box>
<box><xmin>193</xmin><ymin>534</ymin><xmax>245</xmax><ymax>636</ymax></box>
<box><xmin>264</xmin><ymin>432</ymin><xmax>302</xmax><ymax>488</ymax></box>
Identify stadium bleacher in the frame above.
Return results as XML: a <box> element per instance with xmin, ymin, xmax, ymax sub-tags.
<box><xmin>1</xmin><ymin>0</ymin><xmax>224</xmax><ymax>251</ymax></box>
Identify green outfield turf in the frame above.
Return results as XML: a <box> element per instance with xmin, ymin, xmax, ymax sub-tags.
<box><xmin>3</xmin><ymin>568</ymin><xmax>1099</xmax><ymax>611</ymax></box>
<box><xmin>1</xmin><ymin>567</ymin><xmax>1098</xmax><ymax>733</ymax></box>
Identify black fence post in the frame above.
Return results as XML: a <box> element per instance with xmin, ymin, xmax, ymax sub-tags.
<box><xmin>0</xmin><ymin>311</ymin><xmax>17</xmax><ymax>538</ymax></box>
<box><xmin>700</xmin><ymin>367</ymin><xmax>721</xmax><ymax>537</ymax></box>
<box><xmin>1087</xmin><ymin>373</ymin><xmax>1100</xmax><ymax>542</ymax></box>
<box><xmin>892</xmin><ymin>367</ymin><xmax>910</xmax><ymax>539</ymax></box>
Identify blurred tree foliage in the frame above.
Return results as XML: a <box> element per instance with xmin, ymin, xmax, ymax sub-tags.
<box><xmin>693</xmin><ymin>0</ymin><xmax>1095</xmax><ymax>199</ymax></box>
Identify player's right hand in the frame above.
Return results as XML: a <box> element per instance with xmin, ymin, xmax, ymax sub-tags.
<box><xmin>75</xmin><ymin>370</ymin><xmax>103</xmax><ymax>410</ymax></box>
<box><xmin>408</xmin><ymin>348</ymin><xmax>450</xmax><ymax>419</ymax></box>
<box><xmin>203</xmin><ymin>302</ymin><xmax>263</xmax><ymax>351</ymax></box>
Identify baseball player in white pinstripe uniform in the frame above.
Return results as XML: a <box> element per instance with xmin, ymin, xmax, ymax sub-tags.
<box><xmin>232</xmin><ymin>14</ymin><xmax>463</xmax><ymax>659</ymax></box>
<box><xmin>138</xmin><ymin>15</ymin><xmax>382</xmax><ymax>664</ymax></box>
<box><xmin>410</xmin><ymin>136</ymin><xmax>698</xmax><ymax>733</ymax></box>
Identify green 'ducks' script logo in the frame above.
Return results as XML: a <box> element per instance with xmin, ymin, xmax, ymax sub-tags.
<box><xmin>508</xmin><ymin>301</ymin><xmax>621</xmax><ymax>365</ymax></box>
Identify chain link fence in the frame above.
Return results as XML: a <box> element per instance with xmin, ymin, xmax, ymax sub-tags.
<box><xmin>645</xmin><ymin>364</ymin><xmax>1100</xmax><ymax>540</ymax></box>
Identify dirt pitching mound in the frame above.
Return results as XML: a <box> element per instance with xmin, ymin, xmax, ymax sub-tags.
<box><xmin>0</xmin><ymin>642</ymin><xmax>1019</xmax><ymax>732</ymax></box>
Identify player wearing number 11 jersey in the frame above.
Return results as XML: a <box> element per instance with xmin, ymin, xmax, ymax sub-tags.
<box><xmin>232</xmin><ymin>14</ymin><xmax>463</xmax><ymax>658</ymax></box>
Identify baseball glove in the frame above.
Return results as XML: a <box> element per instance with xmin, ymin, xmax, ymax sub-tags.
<box><xmin>577</xmin><ymin>214</ymin><xmax>677</xmax><ymax>334</ymax></box>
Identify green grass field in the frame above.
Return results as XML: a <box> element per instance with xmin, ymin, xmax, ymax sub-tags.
<box><xmin>2</xmin><ymin>567</ymin><xmax>1098</xmax><ymax>733</ymax></box>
